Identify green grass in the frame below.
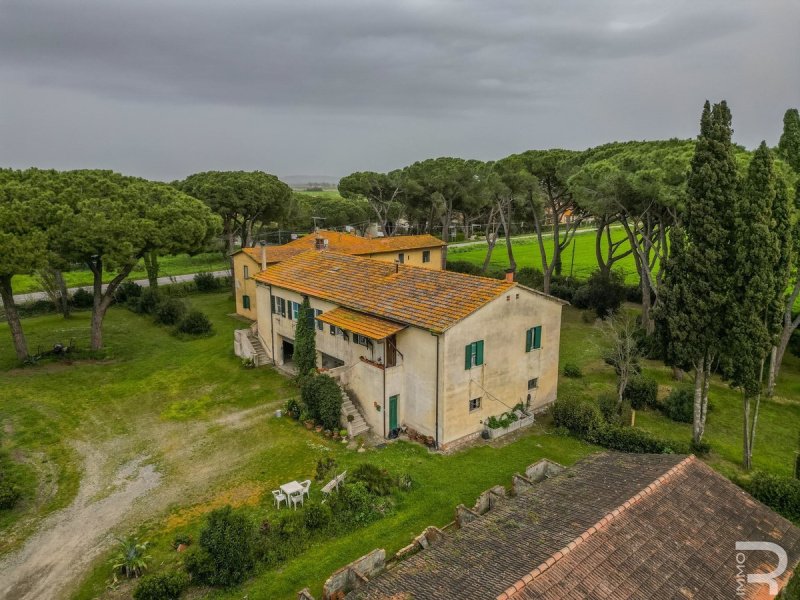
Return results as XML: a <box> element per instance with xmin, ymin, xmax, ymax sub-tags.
<box><xmin>3</xmin><ymin>293</ymin><xmax>800</xmax><ymax>599</ymax></box>
<box><xmin>293</xmin><ymin>189</ymin><xmax>343</xmax><ymax>200</ymax></box>
<box><xmin>448</xmin><ymin>227</ymin><xmax>641</xmax><ymax>283</ymax></box>
<box><xmin>10</xmin><ymin>252</ymin><xmax>229</xmax><ymax>295</ymax></box>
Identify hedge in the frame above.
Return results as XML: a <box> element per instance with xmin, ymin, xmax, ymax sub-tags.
<box><xmin>747</xmin><ymin>472</ymin><xmax>800</xmax><ymax>522</ymax></box>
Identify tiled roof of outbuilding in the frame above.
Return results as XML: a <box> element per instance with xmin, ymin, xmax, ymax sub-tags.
<box><xmin>348</xmin><ymin>453</ymin><xmax>800</xmax><ymax>600</ymax></box>
<box><xmin>317</xmin><ymin>307</ymin><xmax>406</xmax><ymax>340</ymax></box>
<box><xmin>253</xmin><ymin>250</ymin><xmax>514</xmax><ymax>333</ymax></box>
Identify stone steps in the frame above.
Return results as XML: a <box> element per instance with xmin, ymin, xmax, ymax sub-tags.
<box><xmin>340</xmin><ymin>390</ymin><xmax>370</xmax><ymax>437</ymax></box>
<box><xmin>248</xmin><ymin>334</ymin><xmax>269</xmax><ymax>366</ymax></box>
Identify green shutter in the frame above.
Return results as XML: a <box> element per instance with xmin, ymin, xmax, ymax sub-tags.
<box><xmin>476</xmin><ymin>340</ymin><xmax>484</xmax><ymax>365</ymax></box>
<box><xmin>533</xmin><ymin>326</ymin><xmax>542</xmax><ymax>349</ymax></box>
<box><xmin>243</xmin><ymin>295</ymin><xmax>250</xmax><ymax>310</ymax></box>
<box><xmin>465</xmin><ymin>344</ymin><xmax>472</xmax><ymax>370</ymax></box>
<box><xmin>525</xmin><ymin>328</ymin><xmax>533</xmax><ymax>352</ymax></box>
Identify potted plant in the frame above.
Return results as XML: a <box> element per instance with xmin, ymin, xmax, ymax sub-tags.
<box><xmin>315</xmin><ymin>424</ymin><xmax>324</xmax><ymax>433</ymax></box>
<box><xmin>332</xmin><ymin>430</ymin><xmax>340</xmax><ymax>440</ymax></box>
<box><xmin>347</xmin><ymin>414</ymin><xmax>355</xmax><ymax>423</ymax></box>
<box><xmin>339</xmin><ymin>428</ymin><xmax>348</xmax><ymax>439</ymax></box>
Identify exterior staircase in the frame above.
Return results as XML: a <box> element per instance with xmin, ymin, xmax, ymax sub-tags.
<box><xmin>340</xmin><ymin>388</ymin><xmax>370</xmax><ymax>437</ymax></box>
<box><xmin>248</xmin><ymin>333</ymin><xmax>269</xmax><ymax>366</ymax></box>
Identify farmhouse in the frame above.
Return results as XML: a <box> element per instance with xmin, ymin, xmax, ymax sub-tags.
<box><xmin>231</xmin><ymin>230</ymin><xmax>445</xmax><ymax>319</ymax></box>
<box><xmin>245</xmin><ymin>249</ymin><xmax>565</xmax><ymax>449</ymax></box>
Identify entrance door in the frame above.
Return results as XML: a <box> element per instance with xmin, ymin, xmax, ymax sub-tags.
<box><xmin>389</xmin><ymin>395</ymin><xmax>398</xmax><ymax>432</ymax></box>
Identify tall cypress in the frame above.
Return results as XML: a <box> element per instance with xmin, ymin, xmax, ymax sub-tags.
<box><xmin>658</xmin><ymin>101</ymin><xmax>738</xmax><ymax>444</ymax></box>
<box><xmin>293</xmin><ymin>296</ymin><xmax>317</xmax><ymax>380</ymax></box>
<box><xmin>778</xmin><ymin>108</ymin><xmax>800</xmax><ymax>173</ymax></box>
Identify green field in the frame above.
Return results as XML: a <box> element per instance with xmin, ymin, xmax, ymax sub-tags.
<box><xmin>2</xmin><ymin>289</ymin><xmax>800</xmax><ymax>597</ymax></box>
<box><xmin>10</xmin><ymin>252</ymin><xmax>230</xmax><ymax>295</ymax></box>
<box><xmin>448</xmin><ymin>227</ymin><xmax>642</xmax><ymax>283</ymax></box>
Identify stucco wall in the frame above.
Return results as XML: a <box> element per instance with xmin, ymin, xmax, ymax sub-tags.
<box><xmin>233</xmin><ymin>252</ymin><xmax>260</xmax><ymax>320</ymax></box>
<box><xmin>439</xmin><ymin>286</ymin><xmax>563</xmax><ymax>447</ymax></box>
<box><xmin>364</xmin><ymin>246</ymin><xmax>443</xmax><ymax>270</ymax></box>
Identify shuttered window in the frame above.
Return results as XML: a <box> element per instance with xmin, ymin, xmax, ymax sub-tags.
<box><xmin>315</xmin><ymin>309</ymin><xmax>323</xmax><ymax>331</ymax></box>
<box><xmin>526</xmin><ymin>326</ymin><xmax>542</xmax><ymax>352</ymax></box>
<box><xmin>242</xmin><ymin>295</ymin><xmax>250</xmax><ymax>310</ymax></box>
<box><xmin>464</xmin><ymin>340</ymin><xmax>484</xmax><ymax>369</ymax></box>
<box><xmin>422</xmin><ymin>250</ymin><xmax>430</xmax><ymax>263</ymax></box>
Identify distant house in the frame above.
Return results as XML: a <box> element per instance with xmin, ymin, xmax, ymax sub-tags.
<box><xmin>231</xmin><ymin>230</ymin><xmax>446</xmax><ymax>320</ymax></box>
<box><xmin>323</xmin><ymin>452</ymin><xmax>800</xmax><ymax>600</ymax></box>
<box><xmin>249</xmin><ymin>250</ymin><xmax>564</xmax><ymax>449</ymax></box>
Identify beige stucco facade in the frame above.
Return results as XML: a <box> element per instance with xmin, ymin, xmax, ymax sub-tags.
<box><xmin>253</xmin><ymin>280</ymin><xmax>562</xmax><ymax>449</ymax></box>
<box><xmin>232</xmin><ymin>251</ymin><xmax>261</xmax><ymax>320</ymax></box>
<box><xmin>362</xmin><ymin>246</ymin><xmax>443</xmax><ymax>270</ymax></box>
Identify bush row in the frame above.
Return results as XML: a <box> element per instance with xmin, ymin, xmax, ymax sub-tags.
<box><xmin>746</xmin><ymin>472</ymin><xmax>800</xmax><ymax>522</ymax></box>
<box><xmin>121</xmin><ymin>284</ymin><xmax>213</xmax><ymax>337</ymax></box>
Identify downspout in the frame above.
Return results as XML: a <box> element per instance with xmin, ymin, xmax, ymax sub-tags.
<box><xmin>383</xmin><ymin>345</ymin><xmax>387</xmax><ymax>439</ymax></box>
<box><xmin>434</xmin><ymin>332</ymin><xmax>440</xmax><ymax>449</ymax></box>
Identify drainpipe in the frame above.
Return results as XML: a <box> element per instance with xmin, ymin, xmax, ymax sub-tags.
<box><xmin>383</xmin><ymin>343</ymin><xmax>387</xmax><ymax>439</ymax></box>
<box><xmin>433</xmin><ymin>332</ymin><xmax>440</xmax><ymax>449</ymax></box>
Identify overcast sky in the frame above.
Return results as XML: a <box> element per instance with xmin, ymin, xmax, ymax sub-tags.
<box><xmin>1</xmin><ymin>0</ymin><xmax>798</xmax><ymax>182</ymax></box>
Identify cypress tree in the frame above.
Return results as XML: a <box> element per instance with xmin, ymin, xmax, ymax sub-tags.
<box><xmin>778</xmin><ymin>108</ymin><xmax>800</xmax><ymax>173</ymax></box>
<box><xmin>658</xmin><ymin>101</ymin><xmax>738</xmax><ymax>445</ymax></box>
<box><xmin>725</xmin><ymin>142</ymin><xmax>788</xmax><ymax>469</ymax></box>
<box><xmin>293</xmin><ymin>296</ymin><xmax>317</xmax><ymax>380</ymax></box>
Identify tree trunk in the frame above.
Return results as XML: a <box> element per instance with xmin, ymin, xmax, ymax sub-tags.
<box><xmin>143</xmin><ymin>252</ymin><xmax>159</xmax><ymax>289</ymax></box>
<box><xmin>482</xmin><ymin>234</ymin><xmax>497</xmax><ymax>273</ymax></box>
<box><xmin>56</xmin><ymin>269</ymin><xmax>70</xmax><ymax>318</ymax></box>
<box><xmin>0</xmin><ymin>275</ymin><xmax>29</xmax><ymax>362</ymax></box>
<box><xmin>743</xmin><ymin>394</ymin><xmax>752</xmax><ymax>470</ymax></box>
<box><xmin>497</xmin><ymin>202</ymin><xmax>516</xmax><ymax>275</ymax></box>
<box><xmin>641</xmin><ymin>281</ymin><xmax>653</xmax><ymax>335</ymax></box>
<box><xmin>596</xmin><ymin>224</ymin><xmax>609</xmax><ymax>277</ymax></box>
<box><xmin>88</xmin><ymin>258</ymin><xmax>135</xmax><ymax>352</ymax></box>
<box><xmin>768</xmin><ymin>292</ymin><xmax>800</xmax><ymax>396</ymax></box>
<box><xmin>552</xmin><ymin>217</ymin><xmax>562</xmax><ymax>277</ymax></box>
<box><xmin>692</xmin><ymin>356</ymin><xmax>705</xmax><ymax>444</ymax></box>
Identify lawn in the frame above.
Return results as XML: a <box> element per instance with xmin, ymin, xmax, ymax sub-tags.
<box><xmin>10</xmin><ymin>252</ymin><xmax>230</xmax><ymax>295</ymax></box>
<box><xmin>2</xmin><ymin>294</ymin><xmax>800</xmax><ymax>599</ymax></box>
<box><xmin>447</xmin><ymin>227</ymin><xmax>642</xmax><ymax>283</ymax></box>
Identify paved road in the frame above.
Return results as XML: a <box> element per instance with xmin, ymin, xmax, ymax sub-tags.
<box><xmin>7</xmin><ymin>270</ymin><xmax>229</xmax><ymax>305</ymax></box>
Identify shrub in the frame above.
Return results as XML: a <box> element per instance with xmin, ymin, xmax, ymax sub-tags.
<box><xmin>315</xmin><ymin>457</ymin><xmax>337</xmax><ymax>481</ymax></box>
<box><xmin>285</xmin><ymin>398</ymin><xmax>301</xmax><ymax>419</ymax></box>
<box><xmin>562</xmin><ymin>362</ymin><xmax>582</xmax><ymax>378</ymax></box>
<box><xmin>71</xmin><ymin>288</ymin><xmax>94</xmax><ymax>309</ymax></box>
<box><xmin>624</xmin><ymin>284</ymin><xmax>642</xmax><ymax>303</ymax></box>
<box><xmin>0</xmin><ymin>476</ymin><xmax>20</xmax><ymax>510</ymax></box>
<box><xmin>748</xmin><ymin>472</ymin><xmax>800</xmax><ymax>522</ymax></box>
<box><xmin>623</xmin><ymin>376</ymin><xmax>658</xmax><ymax>410</ymax></box>
<box><xmin>445</xmin><ymin>261</ymin><xmax>482</xmax><ymax>276</ymax></box>
<box><xmin>112</xmin><ymin>536</ymin><xmax>151</xmax><ymax>579</ymax></box>
<box><xmin>154</xmin><ymin>298</ymin><xmax>187</xmax><ymax>326</ymax></box>
<box><xmin>790</xmin><ymin>328</ymin><xmax>800</xmax><ymax>358</ymax></box>
<box><xmin>351</xmin><ymin>463</ymin><xmax>395</xmax><ymax>496</ymax></box>
<box><xmin>133</xmin><ymin>288</ymin><xmax>161</xmax><ymax>315</ymax></box>
<box><xmin>486</xmin><ymin>411</ymin><xmax>519</xmax><ymax>429</ymax></box>
<box><xmin>597</xmin><ymin>393</ymin><xmax>620</xmax><ymax>425</ymax></box>
<box><xmin>549</xmin><ymin>282</ymin><xmax>577</xmax><ymax>302</ymax></box>
<box><xmin>516</xmin><ymin>267</ymin><xmax>544</xmax><ymax>290</ymax></box>
<box><xmin>177</xmin><ymin>310</ymin><xmax>213</xmax><ymax>336</ymax></box>
<box><xmin>551</xmin><ymin>396</ymin><xmax>603</xmax><ymax>436</ymax></box>
<box><xmin>575</xmin><ymin>270</ymin><xmax>626</xmax><ymax>317</ymax></box>
<box><xmin>186</xmin><ymin>505</ymin><xmax>256</xmax><ymax>587</ymax></box>
<box><xmin>133</xmin><ymin>571</ymin><xmax>190</xmax><ymax>600</ymax></box>
<box><xmin>301</xmin><ymin>374</ymin><xmax>342</xmax><ymax>430</ymax></box>
<box><xmin>303</xmin><ymin>502</ymin><xmax>333</xmax><ymax>531</ymax></box>
<box><xmin>571</xmin><ymin>285</ymin><xmax>591</xmax><ymax>310</ymax></box>
<box><xmin>193</xmin><ymin>272</ymin><xmax>220</xmax><ymax>292</ymax></box>
<box><xmin>662</xmin><ymin>387</ymin><xmax>694</xmax><ymax>423</ymax></box>
<box><xmin>115</xmin><ymin>281</ymin><xmax>143</xmax><ymax>304</ymax></box>
<box><xmin>587</xmin><ymin>424</ymin><xmax>682</xmax><ymax>454</ymax></box>
<box><xmin>329</xmin><ymin>481</ymin><xmax>386</xmax><ymax>526</ymax></box>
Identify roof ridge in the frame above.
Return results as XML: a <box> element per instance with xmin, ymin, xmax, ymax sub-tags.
<box><xmin>496</xmin><ymin>454</ymin><xmax>697</xmax><ymax>600</ymax></box>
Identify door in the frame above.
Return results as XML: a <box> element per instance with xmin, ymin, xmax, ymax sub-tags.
<box><xmin>386</xmin><ymin>335</ymin><xmax>397</xmax><ymax>367</ymax></box>
<box><xmin>389</xmin><ymin>395</ymin><xmax>398</xmax><ymax>432</ymax></box>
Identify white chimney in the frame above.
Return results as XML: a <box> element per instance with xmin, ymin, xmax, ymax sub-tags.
<box><xmin>260</xmin><ymin>244</ymin><xmax>267</xmax><ymax>271</ymax></box>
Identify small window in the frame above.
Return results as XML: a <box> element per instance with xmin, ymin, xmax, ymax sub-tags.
<box><xmin>525</xmin><ymin>326</ymin><xmax>542</xmax><ymax>352</ymax></box>
<box><xmin>398</xmin><ymin>253</ymin><xmax>404</xmax><ymax>264</ymax></box>
<box><xmin>290</xmin><ymin>301</ymin><xmax>299</xmax><ymax>321</ymax></box>
<box><xmin>353</xmin><ymin>333</ymin><xmax>369</xmax><ymax>346</ymax></box>
<box><xmin>315</xmin><ymin>309</ymin><xmax>323</xmax><ymax>331</ymax></box>
<box><xmin>330</xmin><ymin>324</ymin><xmax>336</xmax><ymax>336</ymax></box>
<box><xmin>243</xmin><ymin>265</ymin><xmax>249</xmax><ymax>280</ymax></box>
<box><xmin>469</xmin><ymin>397</ymin><xmax>481</xmax><ymax>412</ymax></box>
<box><xmin>528</xmin><ymin>378</ymin><xmax>538</xmax><ymax>390</ymax></box>
<box><xmin>242</xmin><ymin>295</ymin><xmax>251</xmax><ymax>310</ymax></box>
<box><xmin>464</xmin><ymin>340</ymin><xmax>484</xmax><ymax>369</ymax></box>
<box><xmin>272</xmin><ymin>296</ymin><xmax>286</xmax><ymax>317</ymax></box>
<box><xmin>422</xmin><ymin>250</ymin><xmax>430</xmax><ymax>263</ymax></box>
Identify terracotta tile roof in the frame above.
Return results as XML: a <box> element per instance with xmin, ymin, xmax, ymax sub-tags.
<box><xmin>253</xmin><ymin>251</ymin><xmax>513</xmax><ymax>332</ymax></box>
<box><xmin>348</xmin><ymin>453</ymin><xmax>800</xmax><ymax>600</ymax></box>
<box><xmin>317</xmin><ymin>307</ymin><xmax>406</xmax><ymax>340</ymax></box>
<box><xmin>236</xmin><ymin>231</ymin><xmax>444</xmax><ymax>265</ymax></box>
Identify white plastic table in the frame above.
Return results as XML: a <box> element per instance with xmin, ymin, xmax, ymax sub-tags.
<box><xmin>280</xmin><ymin>481</ymin><xmax>303</xmax><ymax>507</ymax></box>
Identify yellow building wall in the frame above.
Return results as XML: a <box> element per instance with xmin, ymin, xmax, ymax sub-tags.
<box><xmin>364</xmin><ymin>246</ymin><xmax>443</xmax><ymax>270</ymax></box>
<box><xmin>233</xmin><ymin>253</ymin><xmax>260</xmax><ymax>320</ymax></box>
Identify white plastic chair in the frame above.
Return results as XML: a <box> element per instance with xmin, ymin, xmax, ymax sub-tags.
<box><xmin>290</xmin><ymin>491</ymin><xmax>304</xmax><ymax>510</ymax></box>
<box><xmin>300</xmin><ymin>479</ymin><xmax>311</xmax><ymax>499</ymax></box>
<box><xmin>272</xmin><ymin>489</ymin><xmax>287</xmax><ymax>509</ymax></box>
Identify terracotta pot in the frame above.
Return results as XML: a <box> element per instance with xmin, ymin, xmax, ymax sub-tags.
<box><xmin>304</xmin><ymin>421</ymin><xmax>314</xmax><ymax>430</ymax></box>
<box><xmin>176</xmin><ymin>543</ymin><xmax>188</xmax><ymax>553</ymax></box>
<box><xmin>315</xmin><ymin>425</ymin><xmax>324</xmax><ymax>433</ymax></box>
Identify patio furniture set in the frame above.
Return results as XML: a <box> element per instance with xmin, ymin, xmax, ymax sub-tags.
<box><xmin>272</xmin><ymin>470</ymin><xmax>347</xmax><ymax>509</ymax></box>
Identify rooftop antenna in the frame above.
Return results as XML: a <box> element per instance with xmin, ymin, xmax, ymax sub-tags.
<box><xmin>311</xmin><ymin>216</ymin><xmax>325</xmax><ymax>232</ymax></box>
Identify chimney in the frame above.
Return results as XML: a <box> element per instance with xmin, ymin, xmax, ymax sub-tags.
<box><xmin>315</xmin><ymin>236</ymin><xmax>328</xmax><ymax>251</ymax></box>
<box><xmin>504</xmin><ymin>269</ymin><xmax>515</xmax><ymax>283</ymax></box>
<box><xmin>395</xmin><ymin>260</ymin><xmax>400</xmax><ymax>273</ymax></box>
<box><xmin>260</xmin><ymin>243</ymin><xmax>267</xmax><ymax>271</ymax></box>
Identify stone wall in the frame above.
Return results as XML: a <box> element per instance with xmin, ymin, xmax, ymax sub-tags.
<box><xmin>322</xmin><ymin>548</ymin><xmax>385</xmax><ymax>599</ymax></box>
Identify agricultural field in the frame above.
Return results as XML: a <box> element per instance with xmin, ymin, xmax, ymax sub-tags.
<box><xmin>10</xmin><ymin>252</ymin><xmax>229</xmax><ymax>295</ymax></box>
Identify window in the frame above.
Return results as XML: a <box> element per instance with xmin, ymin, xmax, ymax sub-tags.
<box><xmin>422</xmin><ymin>250</ymin><xmax>430</xmax><ymax>263</ymax></box>
<box><xmin>289</xmin><ymin>301</ymin><xmax>299</xmax><ymax>321</ymax></box>
<box><xmin>353</xmin><ymin>333</ymin><xmax>369</xmax><ymax>346</ymax></box>
<box><xmin>464</xmin><ymin>340</ymin><xmax>484</xmax><ymax>369</ymax></box>
<box><xmin>243</xmin><ymin>265</ymin><xmax>249</xmax><ymax>280</ymax></box>
<box><xmin>528</xmin><ymin>378</ymin><xmax>538</xmax><ymax>390</ymax></box>
<box><xmin>469</xmin><ymin>397</ymin><xmax>481</xmax><ymax>412</ymax></box>
<box><xmin>525</xmin><ymin>326</ymin><xmax>542</xmax><ymax>352</ymax></box>
<box><xmin>271</xmin><ymin>296</ymin><xmax>286</xmax><ymax>317</ymax></box>
<box><xmin>398</xmin><ymin>253</ymin><xmax>405</xmax><ymax>264</ymax></box>
<box><xmin>315</xmin><ymin>309</ymin><xmax>323</xmax><ymax>331</ymax></box>
<box><xmin>330</xmin><ymin>324</ymin><xmax>336</xmax><ymax>336</ymax></box>
<box><xmin>242</xmin><ymin>295</ymin><xmax>251</xmax><ymax>310</ymax></box>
